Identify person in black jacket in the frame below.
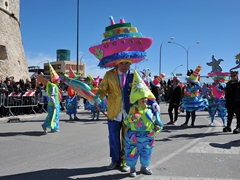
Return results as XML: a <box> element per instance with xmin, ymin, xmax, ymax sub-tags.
<box><xmin>0</xmin><ymin>76</ymin><xmax>8</xmax><ymax>118</ymax></box>
<box><xmin>13</xmin><ymin>82</ymin><xmax>24</xmax><ymax>116</ymax></box>
<box><xmin>166</xmin><ymin>76</ymin><xmax>182</xmax><ymax>125</ymax></box>
<box><xmin>223</xmin><ymin>71</ymin><xmax>240</xmax><ymax>134</ymax></box>
<box><xmin>150</xmin><ymin>76</ymin><xmax>160</xmax><ymax>104</ymax></box>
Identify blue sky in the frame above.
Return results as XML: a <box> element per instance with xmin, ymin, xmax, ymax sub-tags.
<box><xmin>20</xmin><ymin>0</ymin><xmax>240</xmax><ymax>81</ymax></box>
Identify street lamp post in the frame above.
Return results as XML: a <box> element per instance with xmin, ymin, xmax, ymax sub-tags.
<box><xmin>173</xmin><ymin>64</ymin><xmax>183</xmax><ymax>74</ymax></box>
<box><xmin>37</xmin><ymin>60</ymin><xmax>48</xmax><ymax>74</ymax></box>
<box><xmin>76</xmin><ymin>0</ymin><xmax>80</xmax><ymax>73</ymax></box>
<box><xmin>159</xmin><ymin>37</ymin><xmax>174</xmax><ymax>74</ymax></box>
<box><xmin>136</xmin><ymin>58</ymin><xmax>148</xmax><ymax>71</ymax></box>
<box><xmin>168</xmin><ymin>41</ymin><xmax>200</xmax><ymax>72</ymax></box>
<box><xmin>79</xmin><ymin>53</ymin><xmax>89</xmax><ymax>76</ymax></box>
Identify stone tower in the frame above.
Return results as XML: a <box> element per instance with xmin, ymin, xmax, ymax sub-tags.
<box><xmin>0</xmin><ymin>0</ymin><xmax>29</xmax><ymax>81</ymax></box>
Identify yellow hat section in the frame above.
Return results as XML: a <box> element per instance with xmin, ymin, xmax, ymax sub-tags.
<box><xmin>130</xmin><ymin>70</ymin><xmax>155</xmax><ymax>104</ymax></box>
<box><xmin>115</xmin><ymin>59</ymin><xmax>133</xmax><ymax>65</ymax></box>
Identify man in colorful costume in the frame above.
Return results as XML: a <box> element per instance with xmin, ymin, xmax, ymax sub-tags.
<box><xmin>89</xmin><ymin>16</ymin><xmax>158</xmax><ymax>172</ymax></box>
<box><xmin>180</xmin><ymin>65</ymin><xmax>208</xmax><ymax>127</ymax></box>
<box><xmin>124</xmin><ymin>70</ymin><xmax>163</xmax><ymax>177</ymax></box>
<box><xmin>36</xmin><ymin>62</ymin><xmax>62</xmax><ymax>133</ymax></box>
<box><xmin>207</xmin><ymin>60</ymin><xmax>229</xmax><ymax>126</ymax></box>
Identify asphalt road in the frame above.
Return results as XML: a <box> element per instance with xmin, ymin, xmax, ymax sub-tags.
<box><xmin>0</xmin><ymin>102</ymin><xmax>239</xmax><ymax>180</ymax></box>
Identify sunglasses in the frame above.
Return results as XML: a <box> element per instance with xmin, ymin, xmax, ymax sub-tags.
<box><xmin>231</xmin><ymin>75</ymin><xmax>237</xmax><ymax>77</ymax></box>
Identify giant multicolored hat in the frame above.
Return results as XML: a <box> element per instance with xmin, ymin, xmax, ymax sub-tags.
<box><xmin>49</xmin><ymin>62</ymin><xmax>60</xmax><ymax>82</ymax></box>
<box><xmin>208</xmin><ymin>71</ymin><xmax>229</xmax><ymax>82</ymax></box>
<box><xmin>89</xmin><ymin>16</ymin><xmax>153</xmax><ymax>68</ymax></box>
<box><xmin>186</xmin><ymin>65</ymin><xmax>202</xmax><ymax>84</ymax></box>
<box><xmin>206</xmin><ymin>55</ymin><xmax>229</xmax><ymax>82</ymax></box>
<box><xmin>130</xmin><ymin>70</ymin><xmax>155</xmax><ymax>104</ymax></box>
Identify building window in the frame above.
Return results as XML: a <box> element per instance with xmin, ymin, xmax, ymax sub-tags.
<box><xmin>44</xmin><ymin>66</ymin><xmax>49</xmax><ymax>71</ymax></box>
<box><xmin>4</xmin><ymin>0</ymin><xmax>9</xmax><ymax>11</ymax></box>
<box><xmin>73</xmin><ymin>65</ymin><xmax>76</xmax><ymax>71</ymax></box>
<box><xmin>0</xmin><ymin>45</ymin><xmax>8</xmax><ymax>61</ymax></box>
<box><xmin>58</xmin><ymin>65</ymin><xmax>61</xmax><ymax>69</ymax></box>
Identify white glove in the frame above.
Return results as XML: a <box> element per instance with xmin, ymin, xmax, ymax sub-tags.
<box><xmin>152</xmin><ymin>102</ymin><xmax>160</xmax><ymax>113</ymax></box>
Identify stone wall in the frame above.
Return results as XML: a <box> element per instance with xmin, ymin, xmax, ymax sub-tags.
<box><xmin>0</xmin><ymin>0</ymin><xmax>29</xmax><ymax>81</ymax></box>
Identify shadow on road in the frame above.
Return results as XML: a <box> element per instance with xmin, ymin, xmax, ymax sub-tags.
<box><xmin>0</xmin><ymin>131</ymin><xmax>46</xmax><ymax>137</ymax></box>
<box><xmin>155</xmin><ymin>131</ymin><xmax>226</xmax><ymax>142</ymax></box>
<box><xmin>209</xmin><ymin>139</ymin><xmax>240</xmax><ymax>149</ymax></box>
<box><xmin>0</xmin><ymin>166</ymin><xmax>129</xmax><ymax>180</ymax></box>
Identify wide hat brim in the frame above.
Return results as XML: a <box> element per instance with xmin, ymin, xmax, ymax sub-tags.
<box><xmin>89</xmin><ymin>37</ymin><xmax>152</xmax><ymax>68</ymax></box>
<box><xmin>208</xmin><ymin>72</ymin><xmax>229</xmax><ymax>81</ymax></box>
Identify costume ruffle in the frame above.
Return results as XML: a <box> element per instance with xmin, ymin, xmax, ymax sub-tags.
<box><xmin>98</xmin><ymin>51</ymin><xmax>146</xmax><ymax>68</ymax></box>
<box><xmin>180</xmin><ymin>84</ymin><xmax>208</xmax><ymax>112</ymax></box>
<box><xmin>181</xmin><ymin>96</ymin><xmax>208</xmax><ymax>112</ymax></box>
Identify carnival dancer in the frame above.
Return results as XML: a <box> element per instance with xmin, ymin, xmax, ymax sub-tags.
<box><xmin>124</xmin><ymin>70</ymin><xmax>163</xmax><ymax>177</ymax></box>
<box><xmin>65</xmin><ymin>67</ymin><xmax>80</xmax><ymax>120</ymax></box>
<box><xmin>207</xmin><ymin>68</ymin><xmax>229</xmax><ymax>126</ymax></box>
<box><xmin>88</xmin><ymin>16</ymin><xmax>159</xmax><ymax>172</ymax></box>
<box><xmin>180</xmin><ymin>65</ymin><xmax>208</xmax><ymax>127</ymax></box>
<box><xmin>35</xmin><ymin>63</ymin><xmax>62</xmax><ymax>133</ymax></box>
<box><xmin>84</xmin><ymin>75</ymin><xmax>107</xmax><ymax>120</ymax></box>
<box><xmin>149</xmin><ymin>73</ymin><xmax>165</xmax><ymax>105</ymax></box>
<box><xmin>66</xmin><ymin>86</ymin><xmax>79</xmax><ymax>120</ymax></box>
<box><xmin>140</xmin><ymin>68</ymin><xmax>151</xmax><ymax>88</ymax></box>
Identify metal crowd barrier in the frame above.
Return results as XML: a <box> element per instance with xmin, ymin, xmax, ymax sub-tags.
<box><xmin>0</xmin><ymin>92</ymin><xmax>5</xmax><ymax>108</ymax></box>
<box><xmin>38</xmin><ymin>90</ymin><xmax>48</xmax><ymax>113</ymax></box>
<box><xmin>37</xmin><ymin>90</ymin><xmax>68</xmax><ymax>112</ymax></box>
<box><xmin>1</xmin><ymin>90</ymin><xmax>73</xmax><ymax>117</ymax></box>
<box><xmin>3</xmin><ymin>91</ymin><xmax>38</xmax><ymax>116</ymax></box>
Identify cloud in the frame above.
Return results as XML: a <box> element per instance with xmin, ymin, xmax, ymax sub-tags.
<box><xmin>26</xmin><ymin>52</ymin><xmax>107</xmax><ymax>77</ymax></box>
<box><xmin>26</xmin><ymin>52</ymin><xmax>55</xmax><ymax>68</ymax></box>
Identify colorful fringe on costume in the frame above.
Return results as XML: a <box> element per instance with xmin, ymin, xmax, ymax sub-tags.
<box><xmin>181</xmin><ymin>84</ymin><xmax>208</xmax><ymax>112</ymax></box>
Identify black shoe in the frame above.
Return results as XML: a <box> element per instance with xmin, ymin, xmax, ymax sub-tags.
<box><xmin>107</xmin><ymin>162</ymin><xmax>119</xmax><ymax>170</ymax></box>
<box><xmin>233</xmin><ymin>128</ymin><xmax>239</xmax><ymax>134</ymax></box>
<box><xmin>223</xmin><ymin>126</ymin><xmax>232</xmax><ymax>132</ymax></box>
<box><xmin>166</xmin><ymin>121</ymin><xmax>174</xmax><ymax>125</ymax></box>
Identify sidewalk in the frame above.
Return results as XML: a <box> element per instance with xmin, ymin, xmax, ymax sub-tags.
<box><xmin>0</xmin><ymin>107</ymin><xmax>87</xmax><ymax>123</ymax></box>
